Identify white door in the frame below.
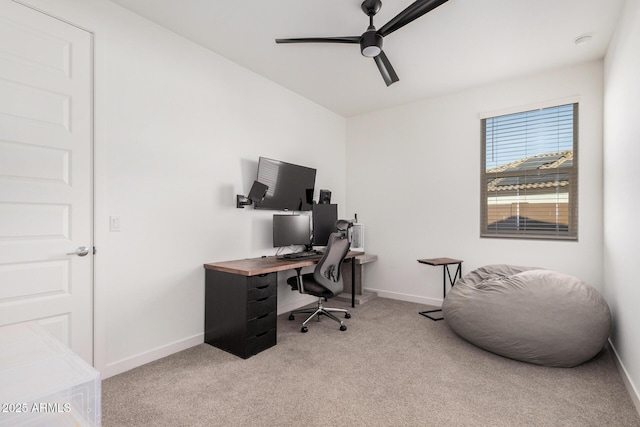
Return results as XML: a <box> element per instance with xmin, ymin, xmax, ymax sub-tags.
<box><xmin>0</xmin><ymin>1</ymin><xmax>93</xmax><ymax>364</ymax></box>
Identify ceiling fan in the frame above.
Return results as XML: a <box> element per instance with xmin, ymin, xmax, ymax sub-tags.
<box><xmin>275</xmin><ymin>0</ymin><xmax>450</xmax><ymax>86</ymax></box>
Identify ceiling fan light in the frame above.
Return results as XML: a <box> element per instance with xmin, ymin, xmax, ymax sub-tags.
<box><xmin>360</xmin><ymin>31</ymin><xmax>383</xmax><ymax>57</ymax></box>
<box><xmin>362</xmin><ymin>45</ymin><xmax>381</xmax><ymax>57</ymax></box>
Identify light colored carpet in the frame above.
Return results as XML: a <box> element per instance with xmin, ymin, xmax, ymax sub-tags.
<box><xmin>103</xmin><ymin>297</ymin><xmax>640</xmax><ymax>426</ymax></box>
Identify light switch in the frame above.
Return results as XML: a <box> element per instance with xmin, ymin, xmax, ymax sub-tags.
<box><xmin>110</xmin><ymin>216</ymin><xmax>121</xmax><ymax>232</ymax></box>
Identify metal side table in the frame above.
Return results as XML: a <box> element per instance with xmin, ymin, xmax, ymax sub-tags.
<box><xmin>417</xmin><ymin>257</ymin><xmax>463</xmax><ymax>321</ymax></box>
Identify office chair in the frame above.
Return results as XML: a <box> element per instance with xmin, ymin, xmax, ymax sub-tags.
<box><xmin>287</xmin><ymin>221</ymin><xmax>353</xmax><ymax>333</ymax></box>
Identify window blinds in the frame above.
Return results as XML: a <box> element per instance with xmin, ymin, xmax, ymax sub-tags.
<box><xmin>481</xmin><ymin>103</ymin><xmax>578</xmax><ymax>240</ymax></box>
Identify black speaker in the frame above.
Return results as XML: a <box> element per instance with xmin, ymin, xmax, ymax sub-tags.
<box><xmin>319</xmin><ymin>189</ymin><xmax>331</xmax><ymax>204</ymax></box>
<box><xmin>247</xmin><ymin>180</ymin><xmax>268</xmax><ymax>203</ymax></box>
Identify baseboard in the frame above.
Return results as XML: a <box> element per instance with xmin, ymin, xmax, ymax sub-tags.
<box><xmin>102</xmin><ymin>295</ymin><xmax>335</xmax><ymax>379</ymax></box>
<box><xmin>102</xmin><ymin>333</ymin><xmax>203</xmax><ymax>379</ymax></box>
<box><xmin>608</xmin><ymin>339</ymin><xmax>640</xmax><ymax>416</ymax></box>
<box><xmin>363</xmin><ymin>287</ymin><xmax>442</xmax><ymax>307</ymax></box>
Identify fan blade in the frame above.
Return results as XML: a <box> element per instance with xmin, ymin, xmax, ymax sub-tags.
<box><xmin>378</xmin><ymin>0</ymin><xmax>449</xmax><ymax>37</ymax></box>
<box><xmin>374</xmin><ymin>51</ymin><xmax>399</xmax><ymax>86</ymax></box>
<box><xmin>275</xmin><ymin>36</ymin><xmax>360</xmax><ymax>44</ymax></box>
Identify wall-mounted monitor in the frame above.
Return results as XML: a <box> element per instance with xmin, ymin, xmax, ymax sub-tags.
<box><xmin>255</xmin><ymin>157</ymin><xmax>316</xmax><ymax>211</ymax></box>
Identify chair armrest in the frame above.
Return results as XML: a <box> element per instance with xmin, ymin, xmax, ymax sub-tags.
<box><xmin>286</xmin><ymin>267</ymin><xmax>305</xmax><ymax>293</ymax></box>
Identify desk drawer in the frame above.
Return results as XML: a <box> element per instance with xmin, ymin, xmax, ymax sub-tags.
<box><xmin>247</xmin><ymin>311</ymin><xmax>276</xmax><ymax>337</ymax></box>
<box><xmin>247</xmin><ymin>294</ymin><xmax>277</xmax><ymax>320</ymax></box>
<box><xmin>247</xmin><ymin>281</ymin><xmax>277</xmax><ymax>301</ymax></box>
<box><xmin>247</xmin><ymin>328</ymin><xmax>276</xmax><ymax>356</ymax></box>
<box><xmin>247</xmin><ymin>273</ymin><xmax>277</xmax><ymax>288</ymax></box>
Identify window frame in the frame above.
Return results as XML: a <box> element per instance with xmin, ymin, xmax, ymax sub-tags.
<box><xmin>480</xmin><ymin>103</ymin><xmax>579</xmax><ymax>241</ymax></box>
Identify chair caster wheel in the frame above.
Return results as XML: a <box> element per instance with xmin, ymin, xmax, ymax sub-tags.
<box><xmin>288</xmin><ymin>314</ymin><xmax>295</xmax><ymax>321</ymax></box>
<box><xmin>345</xmin><ymin>313</ymin><xmax>351</xmax><ymax>319</ymax></box>
<box><xmin>301</xmin><ymin>326</ymin><xmax>308</xmax><ymax>333</ymax></box>
<box><xmin>340</xmin><ymin>325</ymin><xmax>347</xmax><ymax>331</ymax></box>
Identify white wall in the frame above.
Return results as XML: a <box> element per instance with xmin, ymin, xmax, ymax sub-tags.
<box><xmin>603</xmin><ymin>0</ymin><xmax>640</xmax><ymax>409</ymax></box>
<box><xmin>346</xmin><ymin>62</ymin><xmax>604</xmax><ymax>306</ymax></box>
<box><xmin>19</xmin><ymin>0</ymin><xmax>346</xmax><ymax>377</ymax></box>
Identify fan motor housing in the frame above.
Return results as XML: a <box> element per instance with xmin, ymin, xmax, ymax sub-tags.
<box><xmin>360</xmin><ymin>30</ymin><xmax>383</xmax><ymax>57</ymax></box>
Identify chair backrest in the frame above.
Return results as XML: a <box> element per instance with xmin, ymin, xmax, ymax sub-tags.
<box><xmin>313</xmin><ymin>232</ymin><xmax>351</xmax><ymax>297</ymax></box>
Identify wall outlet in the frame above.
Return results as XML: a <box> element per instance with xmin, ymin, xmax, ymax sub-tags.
<box><xmin>110</xmin><ymin>216</ymin><xmax>121</xmax><ymax>232</ymax></box>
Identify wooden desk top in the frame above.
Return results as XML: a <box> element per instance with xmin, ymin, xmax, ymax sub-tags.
<box><xmin>204</xmin><ymin>251</ymin><xmax>365</xmax><ymax>276</ymax></box>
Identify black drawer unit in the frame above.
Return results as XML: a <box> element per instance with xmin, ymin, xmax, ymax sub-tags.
<box><xmin>205</xmin><ymin>269</ymin><xmax>278</xmax><ymax>359</ymax></box>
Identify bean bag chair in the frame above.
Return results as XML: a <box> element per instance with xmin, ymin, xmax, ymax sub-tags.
<box><xmin>442</xmin><ymin>264</ymin><xmax>611</xmax><ymax>367</ymax></box>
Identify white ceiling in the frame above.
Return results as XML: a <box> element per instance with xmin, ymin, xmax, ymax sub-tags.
<box><xmin>109</xmin><ymin>0</ymin><xmax>624</xmax><ymax>117</ymax></box>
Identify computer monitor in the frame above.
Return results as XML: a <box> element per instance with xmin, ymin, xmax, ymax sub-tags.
<box><xmin>312</xmin><ymin>204</ymin><xmax>338</xmax><ymax>246</ymax></box>
<box><xmin>272</xmin><ymin>214</ymin><xmax>311</xmax><ymax>248</ymax></box>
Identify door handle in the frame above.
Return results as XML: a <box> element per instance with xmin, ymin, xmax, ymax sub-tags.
<box><xmin>67</xmin><ymin>246</ymin><xmax>90</xmax><ymax>257</ymax></box>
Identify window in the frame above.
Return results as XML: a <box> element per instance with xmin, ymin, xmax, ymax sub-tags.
<box><xmin>481</xmin><ymin>103</ymin><xmax>578</xmax><ymax>240</ymax></box>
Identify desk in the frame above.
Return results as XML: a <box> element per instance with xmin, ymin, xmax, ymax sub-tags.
<box><xmin>417</xmin><ymin>257</ymin><xmax>463</xmax><ymax>321</ymax></box>
<box><xmin>204</xmin><ymin>251</ymin><xmax>363</xmax><ymax>359</ymax></box>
